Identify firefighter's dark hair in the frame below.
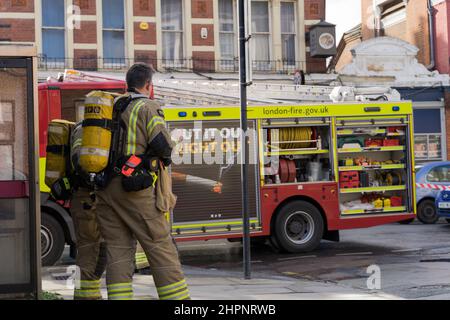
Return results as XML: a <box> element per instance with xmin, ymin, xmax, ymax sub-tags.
<box><xmin>126</xmin><ymin>63</ymin><xmax>153</xmax><ymax>91</ymax></box>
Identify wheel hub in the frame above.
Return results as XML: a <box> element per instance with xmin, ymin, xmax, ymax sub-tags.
<box><xmin>288</xmin><ymin>220</ymin><xmax>304</xmax><ymax>234</ymax></box>
<box><xmin>41</xmin><ymin>226</ymin><xmax>53</xmax><ymax>258</ymax></box>
<box><xmin>284</xmin><ymin>211</ymin><xmax>315</xmax><ymax>245</ymax></box>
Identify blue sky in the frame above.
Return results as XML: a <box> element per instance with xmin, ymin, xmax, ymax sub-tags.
<box><xmin>326</xmin><ymin>0</ymin><xmax>362</xmax><ymax>41</ymax></box>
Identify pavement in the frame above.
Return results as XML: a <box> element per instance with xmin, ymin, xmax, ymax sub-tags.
<box><xmin>42</xmin><ymin>221</ymin><xmax>450</xmax><ymax>300</ymax></box>
<box><xmin>42</xmin><ymin>265</ymin><xmax>401</xmax><ymax>300</ymax></box>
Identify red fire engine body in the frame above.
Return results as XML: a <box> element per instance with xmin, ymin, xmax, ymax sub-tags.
<box><xmin>38</xmin><ymin>71</ymin><xmax>416</xmax><ymax>265</ymax></box>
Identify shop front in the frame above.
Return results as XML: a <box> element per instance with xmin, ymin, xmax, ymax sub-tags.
<box><xmin>395</xmin><ymin>87</ymin><xmax>447</xmax><ymax>163</ymax></box>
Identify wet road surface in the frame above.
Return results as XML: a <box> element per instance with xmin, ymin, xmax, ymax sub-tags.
<box><xmin>177</xmin><ymin>221</ymin><xmax>450</xmax><ymax>299</ymax></box>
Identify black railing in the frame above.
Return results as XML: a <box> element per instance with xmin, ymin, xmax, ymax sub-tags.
<box><xmin>38</xmin><ymin>55</ymin><xmax>305</xmax><ymax>74</ymax></box>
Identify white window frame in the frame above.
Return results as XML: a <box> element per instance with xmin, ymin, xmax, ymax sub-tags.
<box><xmin>218</xmin><ymin>0</ymin><xmax>238</xmax><ymax>71</ymax></box>
<box><xmin>41</xmin><ymin>0</ymin><xmax>67</xmax><ymax>68</ymax></box>
<box><xmin>161</xmin><ymin>0</ymin><xmax>185</xmax><ymax>68</ymax></box>
<box><xmin>251</xmin><ymin>0</ymin><xmax>272</xmax><ymax>71</ymax></box>
<box><xmin>102</xmin><ymin>0</ymin><xmax>126</xmax><ymax>69</ymax></box>
<box><xmin>280</xmin><ymin>1</ymin><xmax>298</xmax><ymax>69</ymax></box>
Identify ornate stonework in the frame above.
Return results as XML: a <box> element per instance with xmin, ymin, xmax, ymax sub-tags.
<box><xmin>338</xmin><ymin>37</ymin><xmax>449</xmax><ymax>87</ymax></box>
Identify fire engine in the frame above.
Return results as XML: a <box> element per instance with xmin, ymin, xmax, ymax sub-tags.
<box><xmin>39</xmin><ymin>70</ymin><xmax>416</xmax><ymax>265</ymax></box>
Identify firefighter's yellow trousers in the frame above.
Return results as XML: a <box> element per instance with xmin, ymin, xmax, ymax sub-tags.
<box><xmin>96</xmin><ymin>177</ymin><xmax>190</xmax><ymax>300</ymax></box>
<box><xmin>71</xmin><ymin>189</ymin><xmax>107</xmax><ymax>300</ymax></box>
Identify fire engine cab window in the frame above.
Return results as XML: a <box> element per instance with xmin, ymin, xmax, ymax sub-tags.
<box><xmin>42</xmin><ymin>0</ymin><xmax>65</xmax><ymax>64</ymax></box>
<box><xmin>102</xmin><ymin>0</ymin><xmax>125</xmax><ymax>66</ymax></box>
<box><xmin>426</xmin><ymin>166</ymin><xmax>450</xmax><ymax>183</ymax></box>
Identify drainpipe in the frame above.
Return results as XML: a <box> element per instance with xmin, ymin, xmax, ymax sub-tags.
<box><xmin>427</xmin><ymin>0</ymin><xmax>436</xmax><ymax>70</ymax></box>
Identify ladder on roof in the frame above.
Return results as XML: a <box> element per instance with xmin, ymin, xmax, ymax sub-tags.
<box><xmin>154</xmin><ymin>79</ymin><xmax>401</xmax><ymax>105</ymax></box>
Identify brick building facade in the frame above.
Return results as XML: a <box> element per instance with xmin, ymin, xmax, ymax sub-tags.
<box><xmin>361</xmin><ymin>0</ymin><xmax>432</xmax><ymax>67</ymax></box>
<box><xmin>0</xmin><ymin>0</ymin><xmax>328</xmax><ymax>73</ymax></box>
<box><xmin>433</xmin><ymin>0</ymin><xmax>450</xmax><ymax>74</ymax></box>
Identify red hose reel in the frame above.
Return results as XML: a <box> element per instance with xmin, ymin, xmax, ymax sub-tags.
<box><xmin>279</xmin><ymin>159</ymin><xmax>297</xmax><ymax>183</ymax></box>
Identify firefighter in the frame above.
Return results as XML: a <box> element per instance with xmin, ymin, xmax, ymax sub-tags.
<box><xmin>59</xmin><ymin>123</ymin><xmax>100</xmax><ymax>299</ymax></box>
<box><xmin>68</xmin><ymin>122</ymin><xmax>107</xmax><ymax>300</ymax></box>
<box><xmin>71</xmin><ymin>189</ymin><xmax>107</xmax><ymax>300</ymax></box>
<box><xmin>70</xmin><ymin>124</ymin><xmax>150</xmax><ymax>300</ymax></box>
<box><xmin>95</xmin><ymin>63</ymin><xmax>190</xmax><ymax>300</ymax></box>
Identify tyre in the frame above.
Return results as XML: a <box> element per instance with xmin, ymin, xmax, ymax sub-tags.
<box><xmin>446</xmin><ymin>219</ymin><xmax>450</xmax><ymax>224</ymax></box>
<box><xmin>417</xmin><ymin>199</ymin><xmax>439</xmax><ymax>225</ymax></box>
<box><xmin>398</xmin><ymin>218</ymin><xmax>415</xmax><ymax>225</ymax></box>
<box><xmin>273</xmin><ymin>201</ymin><xmax>324</xmax><ymax>253</ymax></box>
<box><xmin>41</xmin><ymin>213</ymin><xmax>66</xmax><ymax>266</ymax></box>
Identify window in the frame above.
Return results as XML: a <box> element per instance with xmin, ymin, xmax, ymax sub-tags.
<box><xmin>251</xmin><ymin>1</ymin><xmax>271</xmax><ymax>70</ymax></box>
<box><xmin>281</xmin><ymin>2</ymin><xmax>296</xmax><ymax>66</ymax></box>
<box><xmin>380</xmin><ymin>0</ymin><xmax>406</xmax><ymax>29</ymax></box>
<box><xmin>414</xmin><ymin>109</ymin><xmax>444</xmax><ymax>162</ymax></box>
<box><xmin>219</xmin><ymin>0</ymin><xmax>236</xmax><ymax>70</ymax></box>
<box><xmin>102</xmin><ymin>0</ymin><xmax>125</xmax><ymax>67</ymax></box>
<box><xmin>415</xmin><ymin>135</ymin><xmax>443</xmax><ymax>161</ymax></box>
<box><xmin>426</xmin><ymin>166</ymin><xmax>450</xmax><ymax>183</ymax></box>
<box><xmin>42</xmin><ymin>0</ymin><xmax>65</xmax><ymax>66</ymax></box>
<box><xmin>161</xmin><ymin>0</ymin><xmax>184</xmax><ymax>65</ymax></box>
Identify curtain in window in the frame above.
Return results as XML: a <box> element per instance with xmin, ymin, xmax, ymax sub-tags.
<box><xmin>281</xmin><ymin>2</ymin><xmax>295</xmax><ymax>65</ymax></box>
<box><xmin>281</xmin><ymin>2</ymin><xmax>295</xmax><ymax>33</ymax></box>
<box><xmin>220</xmin><ymin>33</ymin><xmax>235</xmax><ymax>59</ymax></box>
<box><xmin>162</xmin><ymin>0</ymin><xmax>183</xmax><ymax>30</ymax></box>
<box><xmin>251</xmin><ymin>2</ymin><xmax>270</xmax><ymax>65</ymax></box>
<box><xmin>162</xmin><ymin>32</ymin><xmax>184</xmax><ymax>61</ymax></box>
<box><xmin>219</xmin><ymin>0</ymin><xmax>235</xmax><ymax>62</ymax></box>
<box><xmin>251</xmin><ymin>1</ymin><xmax>269</xmax><ymax>33</ymax></box>
<box><xmin>162</xmin><ymin>0</ymin><xmax>184</xmax><ymax>62</ymax></box>
<box><xmin>219</xmin><ymin>0</ymin><xmax>234</xmax><ymax>32</ymax></box>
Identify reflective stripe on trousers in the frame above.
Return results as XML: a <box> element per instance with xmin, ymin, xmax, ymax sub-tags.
<box><xmin>156</xmin><ymin>279</ymin><xmax>190</xmax><ymax>300</ymax></box>
<box><xmin>107</xmin><ymin>282</ymin><xmax>133</xmax><ymax>300</ymax></box>
<box><xmin>74</xmin><ymin>279</ymin><xmax>102</xmax><ymax>300</ymax></box>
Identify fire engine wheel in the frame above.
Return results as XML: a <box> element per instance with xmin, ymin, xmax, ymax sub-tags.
<box><xmin>41</xmin><ymin>213</ymin><xmax>65</xmax><ymax>266</ymax></box>
<box><xmin>274</xmin><ymin>201</ymin><xmax>324</xmax><ymax>253</ymax></box>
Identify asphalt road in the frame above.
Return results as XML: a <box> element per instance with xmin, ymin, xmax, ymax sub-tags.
<box><xmin>176</xmin><ymin>220</ymin><xmax>450</xmax><ymax>299</ymax></box>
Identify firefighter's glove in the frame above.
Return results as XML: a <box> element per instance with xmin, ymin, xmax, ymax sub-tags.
<box><xmin>122</xmin><ymin>169</ymin><xmax>156</xmax><ymax>192</ymax></box>
<box><xmin>51</xmin><ymin>177</ymin><xmax>73</xmax><ymax>201</ymax></box>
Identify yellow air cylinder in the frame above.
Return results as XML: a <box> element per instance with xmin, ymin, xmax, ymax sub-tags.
<box><xmin>45</xmin><ymin>120</ymin><xmax>75</xmax><ymax>188</ymax></box>
<box><xmin>79</xmin><ymin>91</ymin><xmax>115</xmax><ymax>174</ymax></box>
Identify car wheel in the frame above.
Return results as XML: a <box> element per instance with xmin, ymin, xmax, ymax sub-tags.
<box><xmin>417</xmin><ymin>199</ymin><xmax>439</xmax><ymax>225</ymax></box>
<box><xmin>446</xmin><ymin>219</ymin><xmax>450</xmax><ymax>224</ymax></box>
<box><xmin>273</xmin><ymin>201</ymin><xmax>324</xmax><ymax>253</ymax></box>
<box><xmin>41</xmin><ymin>213</ymin><xmax>65</xmax><ymax>266</ymax></box>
